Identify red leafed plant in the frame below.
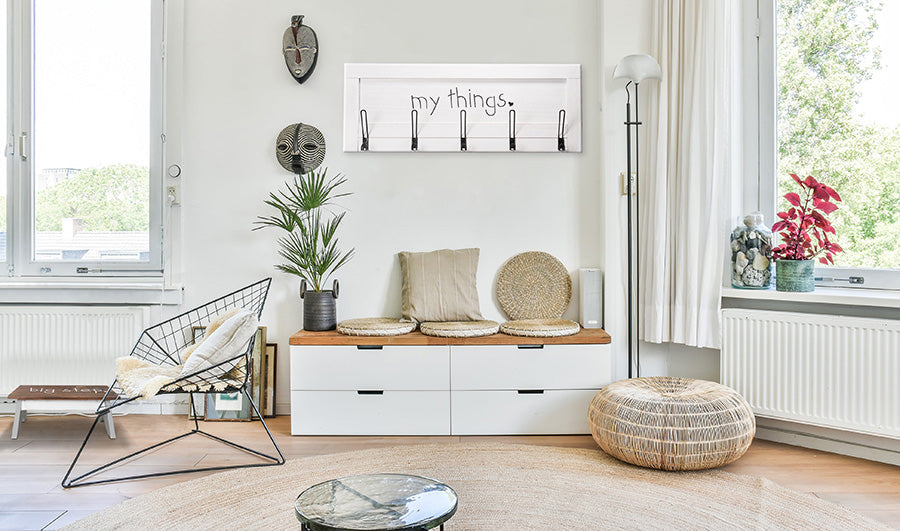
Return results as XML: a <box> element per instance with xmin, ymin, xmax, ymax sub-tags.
<box><xmin>771</xmin><ymin>174</ymin><xmax>843</xmax><ymax>265</ymax></box>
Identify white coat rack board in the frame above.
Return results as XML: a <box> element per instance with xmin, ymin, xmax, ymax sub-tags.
<box><xmin>343</xmin><ymin>63</ymin><xmax>582</xmax><ymax>153</ymax></box>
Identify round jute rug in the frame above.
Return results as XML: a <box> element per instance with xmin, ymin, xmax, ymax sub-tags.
<box><xmin>64</xmin><ymin>442</ymin><xmax>886</xmax><ymax>530</ymax></box>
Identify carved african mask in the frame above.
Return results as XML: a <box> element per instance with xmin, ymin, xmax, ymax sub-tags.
<box><xmin>276</xmin><ymin>123</ymin><xmax>326</xmax><ymax>174</ymax></box>
<box><xmin>283</xmin><ymin>15</ymin><xmax>318</xmax><ymax>84</ymax></box>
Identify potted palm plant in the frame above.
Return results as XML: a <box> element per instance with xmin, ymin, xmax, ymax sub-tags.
<box><xmin>255</xmin><ymin>168</ymin><xmax>354</xmax><ymax>330</ymax></box>
<box><xmin>771</xmin><ymin>174</ymin><xmax>842</xmax><ymax>292</ymax></box>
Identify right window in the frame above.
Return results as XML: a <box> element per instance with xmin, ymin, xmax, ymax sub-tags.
<box><xmin>774</xmin><ymin>0</ymin><xmax>900</xmax><ymax>287</ymax></box>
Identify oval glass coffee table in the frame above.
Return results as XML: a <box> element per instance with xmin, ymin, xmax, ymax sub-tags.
<box><xmin>294</xmin><ymin>473</ymin><xmax>458</xmax><ymax>531</ymax></box>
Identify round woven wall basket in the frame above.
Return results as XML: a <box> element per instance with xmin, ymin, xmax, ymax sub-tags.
<box><xmin>588</xmin><ymin>377</ymin><xmax>756</xmax><ymax>471</ymax></box>
<box><xmin>496</xmin><ymin>251</ymin><xmax>572</xmax><ymax>320</ymax></box>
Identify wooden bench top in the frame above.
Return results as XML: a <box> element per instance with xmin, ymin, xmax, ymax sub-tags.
<box><xmin>8</xmin><ymin>385</ymin><xmax>117</xmax><ymax>401</ymax></box>
<box><xmin>290</xmin><ymin>327</ymin><xmax>611</xmax><ymax>346</ymax></box>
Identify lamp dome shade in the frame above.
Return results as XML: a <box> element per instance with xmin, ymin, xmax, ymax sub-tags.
<box><xmin>613</xmin><ymin>54</ymin><xmax>662</xmax><ymax>83</ymax></box>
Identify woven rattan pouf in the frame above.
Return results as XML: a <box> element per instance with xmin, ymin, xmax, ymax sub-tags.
<box><xmin>588</xmin><ymin>377</ymin><xmax>756</xmax><ymax>471</ymax></box>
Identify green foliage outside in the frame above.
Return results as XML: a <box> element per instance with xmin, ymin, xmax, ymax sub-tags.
<box><xmin>35</xmin><ymin>164</ymin><xmax>149</xmax><ymax>232</ymax></box>
<box><xmin>778</xmin><ymin>0</ymin><xmax>900</xmax><ymax>268</ymax></box>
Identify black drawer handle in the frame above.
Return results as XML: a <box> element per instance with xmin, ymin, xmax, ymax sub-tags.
<box><xmin>517</xmin><ymin>390</ymin><xmax>545</xmax><ymax>395</ymax></box>
<box><xmin>357</xmin><ymin>390</ymin><xmax>384</xmax><ymax>395</ymax></box>
<box><xmin>357</xmin><ymin>345</ymin><xmax>384</xmax><ymax>350</ymax></box>
<box><xmin>517</xmin><ymin>345</ymin><xmax>544</xmax><ymax>350</ymax></box>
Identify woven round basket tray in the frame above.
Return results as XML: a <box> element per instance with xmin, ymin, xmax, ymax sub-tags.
<box><xmin>419</xmin><ymin>320</ymin><xmax>500</xmax><ymax>338</ymax></box>
<box><xmin>497</xmin><ymin>252</ymin><xmax>572</xmax><ymax>320</ymax></box>
<box><xmin>336</xmin><ymin>318</ymin><xmax>417</xmax><ymax>337</ymax></box>
<box><xmin>588</xmin><ymin>377</ymin><xmax>756</xmax><ymax>471</ymax></box>
<box><xmin>500</xmin><ymin>319</ymin><xmax>581</xmax><ymax>337</ymax></box>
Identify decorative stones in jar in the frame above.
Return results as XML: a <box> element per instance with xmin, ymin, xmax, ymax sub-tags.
<box><xmin>731</xmin><ymin>212</ymin><xmax>773</xmax><ymax>289</ymax></box>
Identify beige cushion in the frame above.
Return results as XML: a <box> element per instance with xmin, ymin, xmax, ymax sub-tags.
<box><xmin>337</xmin><ymin>318</ymin><xmax>416</xmax><ymax>336</ymax></box>
<box><xmin>420</xmin><ymin>320</ymin><xmax>499</xmax><ymax>338</ymax></box>
<box><xmin>179</xmin><ymin>309</ymin><xmax>258</xmax><ymax>380</ymax></box>
<box><xmin>180</xmin><ymin>307</ymin><xmax>242</xmax><ymax>363</ymax></box>
<box><xmin>399</xmin><ymin>248</ymin><xmax>484</xmax><ymax>323</ymax></box>
<box><xmin>500</xmin><ymin>319</ymin><xmax>581</xmax><ymax>337</ymax></box>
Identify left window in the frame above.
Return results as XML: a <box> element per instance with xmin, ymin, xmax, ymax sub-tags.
<box><xmin>4</xmin><ymin>0</ymin><xmax>164</xmax><ymax>277</ymax></box>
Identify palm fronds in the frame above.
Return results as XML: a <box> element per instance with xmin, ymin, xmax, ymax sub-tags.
<box><xmin>256</xmin><ymin>168</ymin><xmax>354</xmax><ymax>290</ymax></box>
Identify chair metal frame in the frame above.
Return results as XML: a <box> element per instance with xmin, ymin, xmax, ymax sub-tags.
<box><xmin>62</xmin><ymin>278</ymin><xmax>285</xmax><ymax>488</ymax></box>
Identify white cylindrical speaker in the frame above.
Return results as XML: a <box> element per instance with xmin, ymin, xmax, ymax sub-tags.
<box><xmin>579</xmin><ymin>268</ymin><xmax>603</xmax><ymax>329</ymax></box>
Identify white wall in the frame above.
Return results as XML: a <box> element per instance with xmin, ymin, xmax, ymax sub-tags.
<box><xmin>175</xmin><ymin>0</ymin><xmax>606</xmax><ymax>413</ymax></box>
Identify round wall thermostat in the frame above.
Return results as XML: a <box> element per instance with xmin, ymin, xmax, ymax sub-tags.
<box><xmin>167</xmin><ymin>164</ymin><xmax>182</xmax><ymax>178</ymax></box>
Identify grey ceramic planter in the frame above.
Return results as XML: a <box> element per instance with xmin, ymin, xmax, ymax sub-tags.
<box><xmin>775</xmin><ymin>259</ymin><xmax>814</xmax><ymax>292</ymax></box>
<box><xmin>301</xmin><ymin>279</ymin><xmax>339</xmax><ymax>331</ymax></box>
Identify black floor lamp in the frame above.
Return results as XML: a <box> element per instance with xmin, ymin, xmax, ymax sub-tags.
<box><xmin>613</xmin><ymin>54</ymin><xmax>661</xmax><ymax>379</ymax></box>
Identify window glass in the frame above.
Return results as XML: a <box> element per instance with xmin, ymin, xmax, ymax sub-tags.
<box><xmin>777</xmin><ymin>0</ymin><xmax>900</xmax><ymax>269</ymax></box>
<box><xmin>32</xmin><ymin>0</ymin><xmax>151</xmax><ymax>262</ymax></box>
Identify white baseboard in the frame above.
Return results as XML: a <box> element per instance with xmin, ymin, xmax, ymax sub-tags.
<box><xmin>755</xmin><ymin>416</ymin><xmax>900</xmax><ymax>466</ymax></box>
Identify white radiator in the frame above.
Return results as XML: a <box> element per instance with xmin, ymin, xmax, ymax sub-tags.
<box><xmin>721</xmin><ymin>309</ymin><xmax>900</xmax><ymax>438</ymax></box>
<box><xmin>0</xmin><ymin>306</ymin><xmax>148</xmax><ymax>395</ymax></box>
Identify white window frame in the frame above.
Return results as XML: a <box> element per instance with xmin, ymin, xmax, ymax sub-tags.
<box><xmin>753</xmin><ymin>0</ymin><xmax>900</xmax><ymax>290</ymax></box>
<box><xmin>5</xmin><ymin>0</ymin><xmax>165</xmax><ymax>278</ymax></box>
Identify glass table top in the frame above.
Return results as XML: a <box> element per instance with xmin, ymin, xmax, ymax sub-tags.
<box><xmin>294</xmin><ymin>473</ymin><xmax>458</xmax><ymax>531</ymax></box>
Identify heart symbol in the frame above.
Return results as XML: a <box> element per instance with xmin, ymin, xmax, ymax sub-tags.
<box><xmin>508</xmin><ymin>101</ymin><xmax>514</xmax><ymax>107</ymax></box>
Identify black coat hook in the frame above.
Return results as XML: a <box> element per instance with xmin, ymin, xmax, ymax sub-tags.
<box><xmin>460</xmin><ymin>110</ymin><xmax>467</xmax><ymax>151</ymax></box>
<box><xmin>411</xmin><ymin>109</ymin><xmax>418</xmax><ymax>151</ymax></box>
<box><xmin>509</xmin><ymin>109</ymin><xmax>516</xmax><ymax>151</ymax></box>
<box><xmin>557</xmin><ymin>109</ymin><xmax>566</xmax><ymax>152</ymax></box>
<box><xmin>360</xmin><ymin>109</ymin><xmax>369</xmax><ymax>151</ymax></box>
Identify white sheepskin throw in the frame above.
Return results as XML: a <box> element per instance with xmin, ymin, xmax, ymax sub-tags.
<box><xmin>116</xmin><ymin>357</ymin><xmax>184</xmax><ymax>400</ymax></box>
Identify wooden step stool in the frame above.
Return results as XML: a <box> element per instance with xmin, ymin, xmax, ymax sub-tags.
<box><xmin>8</xmin><ymin>385</ymin><xmax>117</xmax><ymax>440</ymax></box>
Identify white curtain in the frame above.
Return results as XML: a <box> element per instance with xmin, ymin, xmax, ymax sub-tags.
<box><xmin>642</xmin><ymin>0</ymin><xmax>742</xmax><ymax>349</ymax></box>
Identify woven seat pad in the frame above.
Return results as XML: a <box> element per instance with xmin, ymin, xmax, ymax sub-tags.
<box><xmin>337</xmin><ymin>318</ymin><xmax>416</xmax><ymax>336</ymax></box>
<box><xmin>497</xmin><ymin>251</ymin><xmax>572</xmax><ymax>320</ymax></box>
<box><xmin>500</xmin><ymin>318</ymin><xmax>581</xmax><ymax>337</ymax></box>
<box><xmin>419</xmin><ymin>320</ymin><xmax>500</xmax><ymax>338</ymax></box>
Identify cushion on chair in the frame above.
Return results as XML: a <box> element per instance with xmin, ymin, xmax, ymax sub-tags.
<box><xmin>588</xmin><ymin>377</ymin><xmax>756</xmax><ymax>471</ymax></box>
<box><xmin>399</xmin><ymin>248</ymin><xmax>484</xmax><ymax>323</ymax></box>
<box><xmin>500</xmin><ymin>318</ymin><xmax>581</xmax><ymax>337</ymax></box>
<box><xmin>180</xmin><ymin>307</ymin><xmax>242</xmax><ymax>363</ymax></box>
<box><xmin>419</xmin><ymin>320</ymin><xmax>499</xmax><ymax>338</ymax></box>
<box><xmin>337</xmin><ymin>318</ymin><xmax>417</xmax><ymax>336</ymax></box>
<box><xmin>179</xmin><ymin>309</ymin><xmax>258</xmax><ymax>379</ymax></box>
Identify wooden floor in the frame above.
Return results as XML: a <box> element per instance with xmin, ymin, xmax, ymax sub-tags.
<box><xmin>0</xmin><ymin>414</ymin><xmax>898</xmax><ymax>530</ymax></box>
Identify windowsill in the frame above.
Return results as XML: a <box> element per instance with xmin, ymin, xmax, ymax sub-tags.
<box><xmin>721</xmin><ymin>286</ymin><xmax>900</xmax><ymax>310</ymax></box>
<box><xmin>0</xmin><ymin>278</ymin><xmax>183</xmax><ymax>305</ymax></box>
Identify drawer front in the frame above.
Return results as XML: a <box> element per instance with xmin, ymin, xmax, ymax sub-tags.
<box><xmin>291</xmin><ymin>345</ymin><xmax>450</xmax><ymax>390</ymax></box>
<box><xmin>450</xmin><ymin>344</ymin><xmax>611</xmax><ymax>390</ymax></box>
<box><xmin>291</xmin><ymin>390</ymin><xmax>450</xmax><ymax>435</ymax></box>
<box><xmin>451</xmin><ymin>389</ymin><xmax>599</xmax><ymax>435</ymax></box>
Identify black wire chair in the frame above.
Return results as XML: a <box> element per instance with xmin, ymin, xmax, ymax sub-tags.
<box><xmin>62</xmin><ymin>278</ymin><xmax>285</xmax><ymax>488</ymax></box>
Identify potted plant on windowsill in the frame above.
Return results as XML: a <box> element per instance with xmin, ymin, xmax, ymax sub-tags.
<box><xmin>771</xmin><ymin>174</ymin><xmax>842</xmax><ymax>292</ymax></box>
<box><xmin>255</xmin><ymin>168</ymin><xmax>354</xmax><ymax>330</ymax></box>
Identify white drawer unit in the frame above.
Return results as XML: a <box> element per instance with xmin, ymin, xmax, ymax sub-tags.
<box><xmin>291</xmin><ymin>345</ymin><xmax>450</xmax><ymax>391</ymax></box>
<box><xmin>451</xmin><ymin>344</ymin><xmax>611</xmax><ymax>390</ymax></box>
<box><xmin>451</xmin><ymin>389</ymin><xmax>599</xmax><ymax>435</ymax></box>
<box><xmin>291</xmin><ymin>390</ymin><xmax>451</xmax><ymax>435</ymax></box>
<box><xmin>289</xmin><ymin>329</ymin><xmax>612</xmax><ymax>436</ymax></box>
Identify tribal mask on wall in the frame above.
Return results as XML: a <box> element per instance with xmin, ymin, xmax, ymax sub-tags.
<box><xmin>276</xmin><ymin>123</ymin><xmax>326</xmax><ymax>174</ymax></box>
<box><xmin>282</xmin><ymin>15</ymin><xmax>318</xmax><ymax>84</ymax></box>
